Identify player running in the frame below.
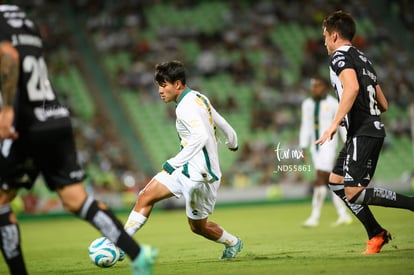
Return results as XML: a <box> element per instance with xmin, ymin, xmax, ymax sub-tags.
<box><xmin>0</xmin><ymin>4</ymin><xmax>157</xmax><ymax>274</ymax></box>
<box><xmin>317</xmin><ymin>10</ymin><xmax>414</xmax><ymax>254</ymax></box>
<box><xmin>110</xmin><ymin>60</ymin><xmax>242</xmax><ymax>262</ymax></box>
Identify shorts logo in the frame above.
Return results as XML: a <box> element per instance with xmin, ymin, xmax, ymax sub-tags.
<box><xmin>363</xmin><ymin>174</ymin><xmax>371</xmax><ymax>181</ymax></box>
<box><xmin>344</xmin><ymin>173</ymin><xmax>354</xmax><ymax>182</ymax></box>
<box><xmin>374</xmin><ymin>121</ymin><xmax>383</xmax><ymax>130</ymax></box>
<box><xmin>192</xmin><ymin>210</ymin><xmax>199</xmax><ymax>216</ymax></box>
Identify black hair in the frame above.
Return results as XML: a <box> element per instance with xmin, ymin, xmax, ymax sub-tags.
<box><xmin>154</xmin><ymin>60</ymin><xmax>186</xmax><ymax>85</ymax></box>
<box><xmin>322</xmin><ymin>10</ymin><xmax>356</xmax><ymax>42</ymax></box>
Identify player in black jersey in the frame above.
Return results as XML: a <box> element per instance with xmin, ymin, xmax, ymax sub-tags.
<box><xmin>0</xmin><ymin>4</ymin><xmax>157</xmax><ymax>274</ymax></box>
<box><xmin>316</xmin><ymin>10</ymin><xmax>414</xmax><ymax>254</ymax></box>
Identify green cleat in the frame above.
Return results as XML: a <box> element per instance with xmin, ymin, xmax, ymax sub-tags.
<box><xmin>132</xmin><ymin>245</ymin><xmax>159</xmax><ymax>275</ymax></box>
<box><xmin>220</xmin><ymin>238</ymin><xmax>243</xmax><ymax>259</ymax></box>
<box><xmin>118</xmin><ymin>248</ymin><xmax>125</xmax><ymax>261</ymax></box>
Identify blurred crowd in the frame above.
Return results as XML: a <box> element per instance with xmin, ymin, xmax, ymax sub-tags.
<box><xmin>12</xmin><ymin>0</ymin><xmax>414</xmax><ymax>201</ymax></box>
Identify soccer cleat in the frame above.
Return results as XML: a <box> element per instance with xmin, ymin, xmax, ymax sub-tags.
<box><xmin>331</xmin><ymin>214</ymin><xmax>353</xmax><ymax>227</ymax></box>
<box><xmin>118</xmin><ymin>248</ymin><xmax>125</xmax><ymax>261</ymax></box>
<box><xmin>362</xmin><ymin>230</ymin><xmax>392</xmax><ymax>255</ymax></box>
<box><xmin>220</xmin><ymin>238</ymin><xmax>243</xmax><ymax>259</ymax></box>
<box><xmin>303</xmin><ymin>217</ymin><xmax>319</xmax><ymax>227</ymax></box>
<box><xmin>132</xmin><ymin>245</ymin><xmax>159</xmax><ymax>275</ymax></box>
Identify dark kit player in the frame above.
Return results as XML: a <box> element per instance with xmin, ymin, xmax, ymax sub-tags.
<box><xmin>0</xmin><ymin>4</ymin><xmax>157</xmax><ymax>275</ymax></box>
<box><xmin>316</xmin><ymin>10</ymin><xmax>414</xmax><ymax>254</ymax></box>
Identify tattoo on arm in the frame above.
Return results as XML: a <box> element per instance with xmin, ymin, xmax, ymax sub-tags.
<box><xmin>0</xmin><ymin>51</ymin><xmax>19</xmax><ymax>107</ymax></box>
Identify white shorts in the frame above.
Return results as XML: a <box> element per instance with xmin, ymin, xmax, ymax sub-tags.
<box><xmin>311</xmin><ymin>145</ymin><xmax>337</xmax><ymax>172</ymax></box>
<box><xmin>154</xmin><ymin>169</ymin><xmax>220</xmax><ymax>220</ymax></box>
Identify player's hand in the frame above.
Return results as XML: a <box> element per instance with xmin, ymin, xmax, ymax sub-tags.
<box><xmin>0</xmin><ymin>107</ymin><xmax>18</xmax><ymax>140</ymax></box>
<box><xmin>315</xmin><ymin>124</ymin><xmax>337</xmax><ymax>146</ymax></box>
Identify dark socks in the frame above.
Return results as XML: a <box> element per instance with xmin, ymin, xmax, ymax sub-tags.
<box><xmin>76</xmin><ymin>197</ymin><xmax>140</xmax><ymax>260</ymax></box>
<box><xmin>0</xmin><ymin>205</ymin><xmax>28</xmax><ymax>275</ymax></box>
<box><xmin>329</xmin><ymin>184</ymin><xmax>384</xmax><ymax>239</ymax></box>
<box><xmin>359</xmin><ymin>188</ymin><xmax>414</xmax><ymax>211</ymax></box>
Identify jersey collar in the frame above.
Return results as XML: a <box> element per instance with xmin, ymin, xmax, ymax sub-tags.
<box><xmin>176</xmin><ymin>87</ymin><xmax>191</xmax><ymax>106</ymax></box>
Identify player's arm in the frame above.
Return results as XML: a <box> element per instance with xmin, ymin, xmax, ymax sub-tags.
<box><xmin>0</xmin><ymin>41</ymin><xmax>19</xmax><ymax>140</ymax></box>
<box><xmin>163</xmin><ymin>109</ymin><xmax>207</xmax><ymax>174</ymax></box>
<box><xmin>211</xmin><ymin>106</ymin><xmax>238</xmax><ymax>151</ymax></box>
<box><xmin>375</xmin><ymin>84</ymin><xmax>388</xmax><ymax>113</ymax></box>
<box><xmin>316</xmin><ymin>68</ymin><xmax>358</xmax><ymax>145</ymax></box>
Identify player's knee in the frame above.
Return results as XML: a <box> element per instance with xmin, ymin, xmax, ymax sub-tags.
<box><xmin>189</xmin><ymin>223</ymin><xmax>202</xmax><ymax>235</ymax></box>
<box><xmin>60</xmin><ymin>200</ymin><xmax>81</xmax><ymax>214</ymax></box>
<box><xmin>346</xmin><ymin>188</ymin><xmax>366</xmax><ymax>204</ymax></box>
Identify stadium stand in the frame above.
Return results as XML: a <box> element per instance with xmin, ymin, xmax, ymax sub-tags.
<box><xmin>11</xmin><ymin>0</ymin><xmax>414</xmax><ymax>212</ymax></box>
<box><xmin>75</xmin><ymin>0</ymin><xmax>413</xmax><ymax>186</ymax></box>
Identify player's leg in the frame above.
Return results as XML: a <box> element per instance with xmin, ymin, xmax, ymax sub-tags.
<box><xmin>304</xmin><ymin>170</ymin><xmax>328</xmax><ymax>227</ymax></box>
<box><xmin>0</xmin><ymin>142</ymin><xmax>34</xmax><ymax>275</ymax></box>
<box><xmin>345</xmin><ymin>137</ymin><xmax>414</xmax><ymax>211</ymax></box>
<box><xmin>124</xmin><ymin>174</ymin><xmax>175</xmax><ymax>236</ymax></box>
<box><xmin>37</xmin><ymin>128</ymin><xmax>156</xmax><ymax>265</ymax></box>
<box><xmin>331</xmin><ymin>189</ymin><xmax>353</xmax><ymax>226</ymax></box>
<box><xmin>57</xmin><ymin>183</ymin><xmax>150</xmax><ymax>261</ymax></box>
<box><xmin>328</xmin><ymin>143</ymin><xmax>388</xmax><ymax>251</ymax></box>
<box><xmin>0</xmin><ymin>188</ymin><xmax>28</xmax><ymax>275</ymax></box>
<box><xmin>188</xmin><ymin>217</ymin><xmax>242</xmax><ymax>259</ymax></box>
<box><xmin>329</xmin><ymin>174</ymin><xmax>385</xmax><ymax>240</ymax></box>
<box><xmin>184</xmin><ymin>178</ymin><xmax>242</xmax><ymax>259</ymax></box>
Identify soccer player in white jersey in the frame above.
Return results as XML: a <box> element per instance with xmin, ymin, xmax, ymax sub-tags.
<box><xmin>300</xmin><ymin>75</ymin><xmax>352</xmax><ymax>227</ymax></box>
<box><xmin>115</xmin><ymin>60</ymin><xmax>242</xmax><ymax>260</ymax></box>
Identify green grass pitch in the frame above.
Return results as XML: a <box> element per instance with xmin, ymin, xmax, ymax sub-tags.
<box><xmin>1</xmin><ymin>201</ymin><xmax>414</xmax><ymax>275</ymax></box>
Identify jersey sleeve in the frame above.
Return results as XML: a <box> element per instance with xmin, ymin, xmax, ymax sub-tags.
<box><xmin>211</xmin><ymin>105</ymin><xmax>238</xmax><ymax>150</ymax></box>
<box><xmin>329</xmin><ymin>50</ymin><xmax>354</xmax><ymax>76</ymax></box>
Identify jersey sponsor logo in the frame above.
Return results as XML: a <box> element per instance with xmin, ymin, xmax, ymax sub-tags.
<box><xmin>373</xmin><ymin>188</ymin><xmax>396</xmax><ymax>201</ymax></box>
<box><xmin>11</xmin><ymin>34</ymin><xmax>42</xmax><ymax>47</ymax></box>
<box><xmin>69</xmin><ymin>170</ymin><xmax>85</xmax><ymax>181</ymax></box>
<box><xmin>331</xmin><ymin>55</ymin><xmax>345</xmax><ymax>65</ymax></box>
<box><xmin>34</xmin><ymin>106</ymin><xmax>69</xmax><ymax>121</ymax></box>
<box><xmin>374</xmin><ymin>121</ymin><xmax>383</xmax><ymax>130</ymax></box>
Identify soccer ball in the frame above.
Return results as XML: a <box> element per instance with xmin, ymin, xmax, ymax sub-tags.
<box><xmin>88</xmin><ymin>237</ymin><xmax>120</xmax><ymax>268</ymax></box>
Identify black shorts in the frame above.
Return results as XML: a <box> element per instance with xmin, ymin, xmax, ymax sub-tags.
<box><xmin>332</xmin><ymin>136</ymin><xmax>384</xmax><ymax>187</ymax></box>
<box><xmin>0</xmin><ymin>117</ymin><xmax>86</xmax><ymax>191</ymax></box>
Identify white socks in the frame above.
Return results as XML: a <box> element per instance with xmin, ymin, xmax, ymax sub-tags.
<box><xmin>124</xmin><ymin>211</ymin><xmax>147</xmax><ymax>236</ymax></box>
<box><xmin>216</xmin><ymin>229</ymin><xmax>238</xmax><ymax>246</ymax></box>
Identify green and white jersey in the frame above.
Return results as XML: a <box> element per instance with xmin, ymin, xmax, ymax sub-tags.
<box><xmin>166</xmin><ymin>87</ymin><xmax>237</xmax><ymax>182</ymax></box>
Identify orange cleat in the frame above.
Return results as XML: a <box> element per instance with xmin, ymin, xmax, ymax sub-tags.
<box><xmin>362</xmin><ymin>230</ymin><xmax>392</xmax><ymax>254</ymax></box>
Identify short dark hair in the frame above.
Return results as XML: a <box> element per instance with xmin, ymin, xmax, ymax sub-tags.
<box><xmin>154</xmin><ymin>60</ymin><xmax>186</xmax><ymax>85</ymax></box>
<box><xmin>322</xmin><ymin>10</ymin><xmax>356</xmax><ymax>42</ymax></box>
<box><xmin>311</xmin><ymin>74</ymin><xmax>329</xmax><ymax>87</ymax></box>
